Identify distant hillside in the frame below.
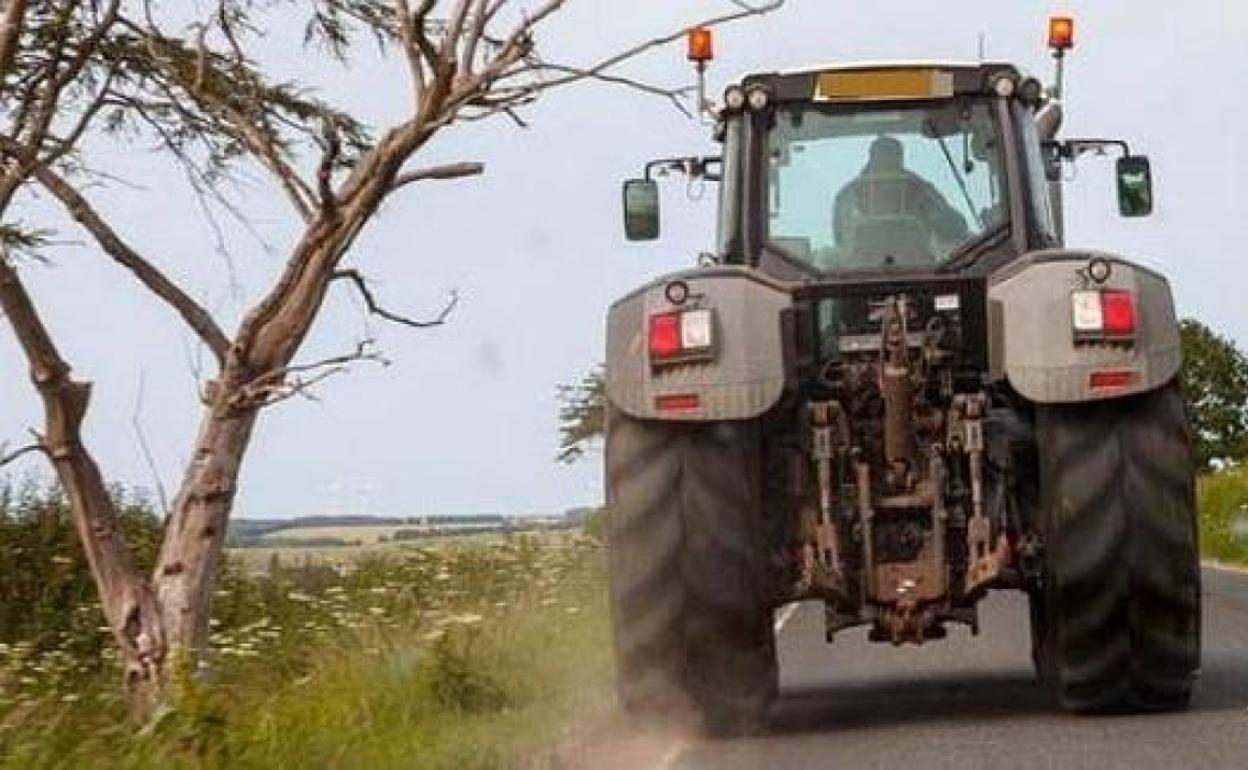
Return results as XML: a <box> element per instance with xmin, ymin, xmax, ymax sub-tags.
<box><xmin>227</xmin><ymin>512</ymin><xmax>578</xmax><ymax>548</ymax></box>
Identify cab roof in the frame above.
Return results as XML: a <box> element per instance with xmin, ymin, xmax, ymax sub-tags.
<box><xmin>742</xmin><ymin>61</ymin><xmax>1022</xmax><ymax>102</ymax></box>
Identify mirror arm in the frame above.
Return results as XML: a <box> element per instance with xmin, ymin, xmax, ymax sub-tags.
<box><xmin>1057</xmin><ymin>138</ymin><xmax>1133</xmax><ymax>161</ymax></box>
<box><xmin>643</xmin><ymin>156</ymin><xmax>723</xmax><ymax>182</ymax></box>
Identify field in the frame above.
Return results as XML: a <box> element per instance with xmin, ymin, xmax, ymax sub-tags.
<box><xmin>0</xmin><ymin>532</ymin><xmax>615</xmax><ymax>769</ymax></box>
<box><xmin>255</xmin><ymin>524</ymin><xmax>505</xmax><ymax>546</ymax></box>
<box><xmin>258</xmin><ymin>524</ymin><xmax>421</xmax><ymax>544</ymax></box>
<box><xmin>231</xmin><ymin>533</ymin><xmax>510</xmax><ymax>572</ymax></box>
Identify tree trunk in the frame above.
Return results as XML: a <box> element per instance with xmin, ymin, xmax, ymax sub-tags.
<box><xmin>0</xmin><ymin>258</ymin><xmax>167</xmax><ymax>708</ymax></box>
<box><xmin>2</xmin><ymin>257</ymin><xmax>259</xmax><ymax>711</ymax></box>
<box><xmin>152</xmin><ymin>401</ymin><xmax>259</xmax><ymax>668</ymax></box>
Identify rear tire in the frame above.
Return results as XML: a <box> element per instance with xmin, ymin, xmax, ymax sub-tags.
<box><xmin>605</xmin><ymin>407</ymin><xmax>777</xmax><ymax>735</ymax></box>
<box><xmin>1033</xmin><ymin>382</ymin><xmax>1201</xmax><ymax>712</ymax></box>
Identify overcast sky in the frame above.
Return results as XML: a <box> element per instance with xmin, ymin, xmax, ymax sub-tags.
<box><xmin>1</xmin><ymin>1</ymin><xmax>1245</xmax><ymax>519</ymax></box>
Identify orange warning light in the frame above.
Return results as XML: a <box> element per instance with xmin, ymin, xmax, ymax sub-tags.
<box><xmin>1048</xmin><ymin>16</ymin><xmax>1075</xmax><ymax>51</ymax></box>
<box><xmin>687</xmin><ymin>27</ymin><xmax>714</xmax><ymax>63</ymax></box>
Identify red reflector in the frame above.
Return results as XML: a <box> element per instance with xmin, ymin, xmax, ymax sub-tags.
<box><xmin>1089</xmin><ymin>370</ymin><xmax>1139</xmax><ymax>390</ymax></box>
<box><xmin>648</xmin><ymin>312</ymin><xmax>682</xmax><ymax>359</ymax></box>
<box><xmin>1100</xmin><ymin>290</ymin><xmax>1136</xmax><ymax>335</ymax></box>
<box><xmin>656</xmin><ymin>393</ymin><xmax>702</xmax><ymax>412</ymax></box>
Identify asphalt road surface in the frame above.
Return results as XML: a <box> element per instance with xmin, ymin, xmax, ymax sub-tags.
<box><xmin>670</xmin><ymin>566</ymin><xmax>1248</xmax><ymax>770</ymax></box>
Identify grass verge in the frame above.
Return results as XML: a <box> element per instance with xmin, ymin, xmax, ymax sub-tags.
<box><xmin>0</xmin><ymin>535</ymin><xmax>613</xmax><ymax>769</ymax></box>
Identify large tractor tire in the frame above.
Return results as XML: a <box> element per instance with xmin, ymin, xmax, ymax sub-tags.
<box><xmin>1031</xmin><ymin>381</ymin><xmax>1201</xmax><ymax>712</ymax></box>
<box><xmin>605</xmin><ymin>406</ymin><xmax>777</xmax><ymax>735</ymax></box>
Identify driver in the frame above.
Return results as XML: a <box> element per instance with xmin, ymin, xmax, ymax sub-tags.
<box><xmin>832</xmin><ymin>136</ymin><xmax>969</xmax><ymax>264</ymax></box>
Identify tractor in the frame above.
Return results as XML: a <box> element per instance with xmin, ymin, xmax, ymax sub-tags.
<box><xmin>603</xmin><ymin>17</ymin><xmax>1200</xmax><ymax>735</ymax></box>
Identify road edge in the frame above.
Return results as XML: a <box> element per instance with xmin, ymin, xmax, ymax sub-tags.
<box><xmin>1203</xmin><ymin>559</ymin><xmax>1248</xmax><ymax>575</ymax></box>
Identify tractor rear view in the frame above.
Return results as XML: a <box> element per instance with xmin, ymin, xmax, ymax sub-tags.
<box><xmin>604</xmin><ymin>18</ymin><xmax>1199</xmax><ymax>735</ymax></box>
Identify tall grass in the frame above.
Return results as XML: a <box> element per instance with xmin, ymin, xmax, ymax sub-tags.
<box><xmin>0</xmin><ymin>482</ymin><xmax>613</xmax><ymax>769</ymax></box>
<box><xmin>1199</xmin><ymin>465</ymin><xmax>1248</xmax><ymax>565</ymax></box>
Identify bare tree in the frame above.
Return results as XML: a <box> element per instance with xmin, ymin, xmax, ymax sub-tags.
<box><xmin>0</xmin><ymin>0</ymin><xmax>784</xmax><ymax>707</ymax></box>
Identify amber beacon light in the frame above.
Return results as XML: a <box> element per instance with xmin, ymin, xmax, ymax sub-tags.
<box><xmin>1048</xmin><ymin>16</ymin><xmax>1075</xmax><ymax>51</ymax></box>
<box><xmin>687</xmin><ymin>27</ymin><xmax>715</xmax><ymax>64</ymax></box>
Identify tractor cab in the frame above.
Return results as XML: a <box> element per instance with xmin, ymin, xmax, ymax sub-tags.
<box><xmin>623</xmin><ymin>30</ymin><xmax>1155</xmax><ymax>284</ymax></box>
<box><xmin>740</xmin><ymin>62</ymin><xmax>1043</xmax><ymax>279</ymax></box>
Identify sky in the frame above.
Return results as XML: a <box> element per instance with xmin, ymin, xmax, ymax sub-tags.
<box><xmin>1</xmin><ymin>0</ymin><xmax>1246</xmax><ymax>519</ymax></box>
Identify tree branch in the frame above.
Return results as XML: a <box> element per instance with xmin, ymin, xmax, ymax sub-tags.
<box><xmin>132</xmin><ymin>371</ymin><xmax>170</xmax><ymax>517</ymax></box>
<box><xmin>511</xmin><ymin>61</ymin><xmax>693</xmax><ymax>117</ymax></box>
<box><xmin>8</xmin><ymin>152</ymin><xmax>231</xmax><ymax>367</ymax></box>
<box><xmin>0</xmin><ymin>0</ymin><xmax>123</xmax><ymax>214</ymax></box>
<box><xmin>0</xmin><ymin>440</ymin><xmax>44</xmax><ymax>468</ymax></box>
<box><xmin>495</xmin><ymin>0</ymin><xmax>784</xmax><ymax>96</ymax></box>
<box><xmin>0</xmin><ymin>0</ymin><xmax>28</xmax><ymax>85</ymax></box>
<box><xmin>390</xmin><ymin>160</ymin><xmax>484</xmax><ymax>191</ymax></box>
<box><xmin>409</xmin><ymin>0</ymin><xmax>441</xmax><ymax>99</ymax></box>
<box><xmin>332</xmin><ymin>268</ymin><xmax>459</xmax><ymax>329</ymax></box>
<box><xmin>133</xmin><ymin>26</ymin><xmax>319</xmax><ymax>223</ymax></box>
<box><xmin>316</xmin><ymin>112</ymin><xmax>343</xmax><ymax>213</ymax></box>
<box><xmin>235</xmin><ymin>339</ymin><xmax>389</xmax><ymax>407</ymax></box>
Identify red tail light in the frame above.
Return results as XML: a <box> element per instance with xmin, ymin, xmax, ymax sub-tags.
<box><xmin>1100</xmin><ymin>290</ymin><xmax>1136</xmax><ymax>336</ymax></box>
<box><xmin>648</xmin><ymin>312</ymin><xmax>682</xmax><ymax>359</ymax></box>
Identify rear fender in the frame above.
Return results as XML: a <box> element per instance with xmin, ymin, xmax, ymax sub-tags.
<box><xmin>988</xmin><ymin>250</ymin><xmax>1181</xmax><ymax>404</ymax></box>
<box><xmin>605</xmin><ymin>267</ymin><xmax>792</xmax><ymax>422</ymax></box>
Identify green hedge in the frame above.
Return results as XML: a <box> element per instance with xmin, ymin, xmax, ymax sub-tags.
<box><xmin>1199</xmin><ymin>466</ymin><xmax>1248</xmax><ymax>565</ymax></box>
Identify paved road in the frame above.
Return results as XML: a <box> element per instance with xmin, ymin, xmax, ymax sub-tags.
<box><xmin>672</xmin><ymin>566</ymin><xmax>1248</xmax><ymax>770</ymax></box>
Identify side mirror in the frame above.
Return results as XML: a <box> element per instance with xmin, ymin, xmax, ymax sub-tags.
<box><xmin>1041</xmin><ymin>140</ymin><xmax>1063</xmax><ymax>182</ymax></box>
<box><xmin>622</xmin><ymin>179</ymin><xmax>660</xmax><ymax>241</ymax></box>
<box><xmin>1116</xmin><ymin>155</ymin><xmax>1153</xmax><ymax>217</ymax></box>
